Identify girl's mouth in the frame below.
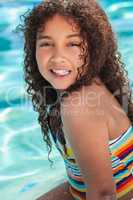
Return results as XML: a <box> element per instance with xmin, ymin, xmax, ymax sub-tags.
<box><xmin>49</xmin><ymin>69</ymin><xmax>72</xmax><ymax>78</ymax></box>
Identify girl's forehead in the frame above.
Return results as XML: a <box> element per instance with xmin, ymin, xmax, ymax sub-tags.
<box><xmin>43</xmin><ymin>14</ymin><xmax>80</xmax><ymax>32</ymax></box>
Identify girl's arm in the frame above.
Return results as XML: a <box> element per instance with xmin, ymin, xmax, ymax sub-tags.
<box><xmin>61</xmin><ymin>93</ymin><xmax>117</xmax><ymax>200</ymax></box>
<box><xmin>86</xmin><ymin>190</ymin><xmax>117</xmax><ymax>200</ymax></box>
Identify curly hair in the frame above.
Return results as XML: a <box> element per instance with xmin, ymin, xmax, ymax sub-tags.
<box><xmin>18</xmin><ymin>0</ymin><xmax>133</xmax><ymax>166</ymax></box>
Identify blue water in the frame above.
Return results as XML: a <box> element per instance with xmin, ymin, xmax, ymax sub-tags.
<box><xmin>0</xmin><ymin>1</ymin><xmax>133</xmax><ymax>200</ymax></box>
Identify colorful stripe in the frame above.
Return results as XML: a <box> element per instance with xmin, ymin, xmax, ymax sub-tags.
<box><xmin>69</xmin><ymin>185</ymin><xmax>86</xmax><ymax>200</ymax></box>
<box><xmin>54</xmin><ymin>125</ymin><xmax>133</xmax><ymax>199</ymax></box>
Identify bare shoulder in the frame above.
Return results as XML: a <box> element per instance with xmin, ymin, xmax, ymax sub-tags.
<box><xmin>61</xmin><ymin>76</ymin><xmax>131</xmax><ymax>143</ymax></box>
<box><xmin>60</xmin><ymin>78</ymin><xmax>110</xmax><ymax>143</ymax></box>
<box><xmin>60</xmin><ymin>77</ymin><xmax>108</xmax><ymax>119</ymax></box>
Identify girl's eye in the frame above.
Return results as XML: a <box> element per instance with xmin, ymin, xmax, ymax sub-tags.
<box><xmin>39</xmin><ymin>42</ymin><xmax>81</xmax><ymax>48</ymax></box>
<box><xmin>39</xmin><ymin>42</ymin><xmax>53</xmax><ymax>47</ymax></box>
<box><xmin>67</xmin><ymin>42</ymin><xmax>81</xmax><ymax>47</ymax></box>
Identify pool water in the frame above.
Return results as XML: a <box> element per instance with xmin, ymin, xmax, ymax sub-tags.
<box><xmin>0</xmin><ymin>1</ymin><xmax>133</xmax><ymax>200</ymax></box>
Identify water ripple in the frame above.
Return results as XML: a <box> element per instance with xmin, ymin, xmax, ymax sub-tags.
<box><xmin>108</xmin><ymin>2</ymin><xmax>133</xmax><ymax>13</ymax></box>
<box><xmin>0</xmin><ymin>170</ymin><xmax>40</xmax><ymax>181</ymax></box>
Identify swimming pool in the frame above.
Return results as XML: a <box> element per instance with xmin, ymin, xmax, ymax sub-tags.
<box><xmin>0</xmin><ymin>1</ymin><xmax>133</xmax><ymax>200</ymax></box>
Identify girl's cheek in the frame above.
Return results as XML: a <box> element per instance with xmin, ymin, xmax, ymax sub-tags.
<box><xmin>69</xmin><ymin>51</ymin><xmax>83</xmax><ymax>62</ymax></box>
<box><xmin>69</xmin><ymin>49</ymin><xmax>82</xmax><ymax>59</ymax></box>
<box><xmin>36</xmin><ymin>49</ymin><xmax>51</xmax><ymax>62</ymax></box>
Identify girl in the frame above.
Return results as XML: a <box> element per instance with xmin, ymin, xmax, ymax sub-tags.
<box><xmin>19</xmin><ymin>0</ymin><xmax>133</xmax><ymax>199</ymax></box>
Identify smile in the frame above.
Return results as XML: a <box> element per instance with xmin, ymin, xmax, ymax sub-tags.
<box><xmin>50</xmin><ymin>69</ymin><xmax>72</xmax><ymax>78</ymax></box>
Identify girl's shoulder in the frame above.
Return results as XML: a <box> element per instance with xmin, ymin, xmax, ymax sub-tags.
<box><xmin>61</xmin><ymin>77</ymin><xmax>108</xmax><ymax>113</ymax></box>
<box><xmin>60</xmin><ymin>77</ymin><xmax>109</xmax><ymax>129</ymax></box>
<box><xmin>61</xmin><ymin>77</ymin><xmax>132</xmax><ymax>141</ymax></box>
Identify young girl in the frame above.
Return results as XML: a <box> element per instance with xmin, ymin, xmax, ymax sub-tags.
<box><xmin>20</xmin><ymin>0</ymin><xmax>133</xmax><ymax>199</ymax></box>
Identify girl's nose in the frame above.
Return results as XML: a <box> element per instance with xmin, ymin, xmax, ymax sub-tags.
<box><xmin>50</xmin><ymin>48</ymin><xmax>66</xmax><ymax>64</ymax></box>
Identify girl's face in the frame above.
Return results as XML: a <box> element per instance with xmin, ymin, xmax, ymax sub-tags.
<box><xmin>36</xmin><ymin>14</ymin><xmax>87</xmax><ymax>90</ymax></box>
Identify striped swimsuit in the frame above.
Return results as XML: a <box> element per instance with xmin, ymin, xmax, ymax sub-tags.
<box><xmin>53</xmin><ymin>125</ymin><xmax>133</xmax><ymax>200</ymax></box>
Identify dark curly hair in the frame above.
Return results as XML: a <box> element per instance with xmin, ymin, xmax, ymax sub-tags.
<box><xmin>18</xmin><ymin>0</ymin><xmax>133</xmax><ymax>166</ymax></box>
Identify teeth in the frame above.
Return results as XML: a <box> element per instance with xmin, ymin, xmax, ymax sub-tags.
<box><xmin>52</xmin><ymin>69</ymin><xmax>70</xmax><ymax>75</ymax></box>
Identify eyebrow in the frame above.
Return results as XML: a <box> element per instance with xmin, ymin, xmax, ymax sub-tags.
<box><xmin>37</xmin><ymin>33</ymin><xmax>80</xmax><ymax>40</ymax></box>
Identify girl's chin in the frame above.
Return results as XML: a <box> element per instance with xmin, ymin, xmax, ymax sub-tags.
<box><xmin>53</xmin><ymin>86</ymin><xmax>68</xmax><ymax>91</ymax></box>
<box><xmin>51</xmin><ymin>82</ymin><xmax>71</xmax><ymax>90</ymax></box>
